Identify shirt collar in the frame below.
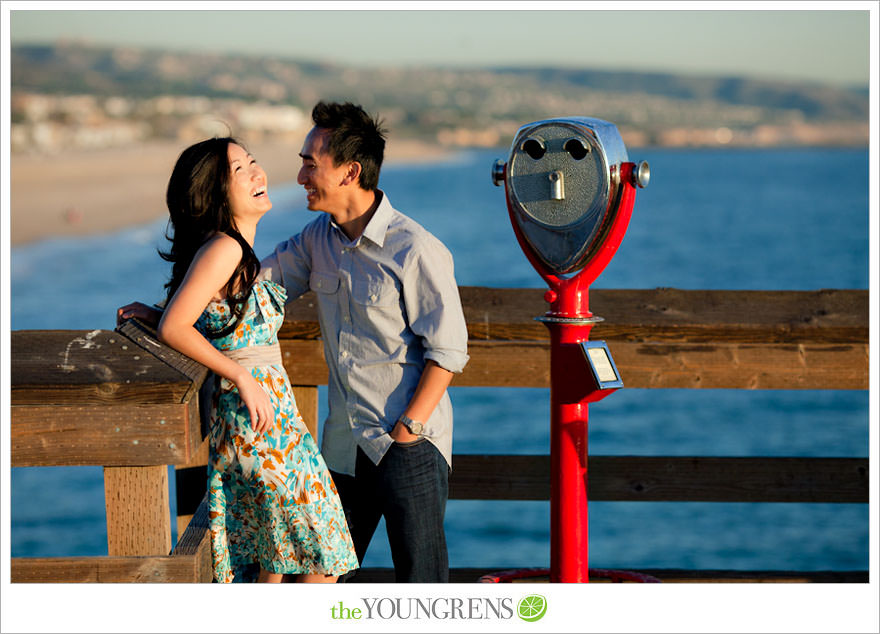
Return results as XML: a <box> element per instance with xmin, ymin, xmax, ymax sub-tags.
<box><xmin>359</xmin><ymin>189</ymin><xmax>393</xmax><ymax>249</ymax></box>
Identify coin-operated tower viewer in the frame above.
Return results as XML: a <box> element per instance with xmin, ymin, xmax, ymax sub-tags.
<box><xmin>492</xmin><ymin>117</ymin><xmax>650</xmax><ymax>583</ymax></box>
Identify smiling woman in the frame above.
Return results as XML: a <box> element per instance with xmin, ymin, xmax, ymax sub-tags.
<box><xmin>123</xmin><ymin>136</ymin><xmax>361</xmax><ymax>583</ymax></box>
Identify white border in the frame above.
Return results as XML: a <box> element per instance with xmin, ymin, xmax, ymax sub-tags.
<box><xmin>2</xmin><ymin>3</ymin><xmax>877</xmax><ymax>633</ymax></box>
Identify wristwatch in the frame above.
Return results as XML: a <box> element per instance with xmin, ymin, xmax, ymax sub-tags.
<box><xmin>397</xmin><ymin>414</ymin><xmax>424</xmax><ymax>435</ymax></box>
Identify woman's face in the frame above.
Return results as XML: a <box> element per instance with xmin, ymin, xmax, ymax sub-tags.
<box><xmin>226</xmin><ymin>143</ymin><xmax>271</xmax><ymax>220</ymax></box>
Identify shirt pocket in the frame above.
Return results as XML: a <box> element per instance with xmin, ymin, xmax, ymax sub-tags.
<box><xmin>309</xmin><ymin>271</ymin><xmax>340</xmax><ymax>295</ymax></box>
<box><xmin>352</xmin><ymin>275</ymin><xmax>400</xmax><ymax>307</ymax></box>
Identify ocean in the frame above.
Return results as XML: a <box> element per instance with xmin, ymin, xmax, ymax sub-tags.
<box><xmin>9</xmin><ymin>147</ymin><xmax>871</xmax><ymax>573</ymax></box>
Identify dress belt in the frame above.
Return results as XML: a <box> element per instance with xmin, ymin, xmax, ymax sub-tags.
<box><xmin>220</xmin><ymin>342</ymin><xmax>283</xmax><ymax>369</ymax></box>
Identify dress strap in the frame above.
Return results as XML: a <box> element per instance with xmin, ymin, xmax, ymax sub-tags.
<box><xmin>220</xmin><ymin>342</ymin><xmax>282</xmax><ymax>368</ymax></box>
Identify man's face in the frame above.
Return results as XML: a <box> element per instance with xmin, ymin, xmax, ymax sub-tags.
<box><xmin>297</xmin><ymin>127</ymin><xmax>351</xmax><ymax>213</ymax></box>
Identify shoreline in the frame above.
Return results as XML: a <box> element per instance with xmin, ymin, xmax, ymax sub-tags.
<box><xmin>8</xmin><ymin>137</ymin><xmax>867</xmax><ymax>248</ymax></box>
<box><xmin>8</xmin><ymin>137</ymin><xmax>455</xmax><ymax>248</ymax></box>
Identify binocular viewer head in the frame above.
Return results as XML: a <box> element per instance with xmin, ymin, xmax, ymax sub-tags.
<box><xmin>493</xmin><ymin>117</ymin><xmax>649</xmax><ymax>277</ymax></box>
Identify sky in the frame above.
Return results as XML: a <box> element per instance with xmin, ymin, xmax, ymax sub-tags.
<box><xmin>3</xmin><ymin>2</ymin><xmax>875</xmax><ymax>88</ymax></box>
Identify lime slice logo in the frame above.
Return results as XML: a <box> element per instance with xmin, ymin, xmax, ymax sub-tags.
<box><xmin>517</xmin><ymin>594</ymin><xmax>547</xmax><ymax>622</ymax></box>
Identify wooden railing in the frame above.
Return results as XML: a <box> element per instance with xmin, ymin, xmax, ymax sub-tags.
<box><xmin>9</xmin><ymin>287</ymin><xmax>869</xmax><ymax>582</ymax></box>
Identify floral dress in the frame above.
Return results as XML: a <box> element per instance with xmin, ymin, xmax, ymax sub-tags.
<box><xmin>196</xmin><ymin>279</ymin><xmax>358</xmax><ymax>582</ymax></box>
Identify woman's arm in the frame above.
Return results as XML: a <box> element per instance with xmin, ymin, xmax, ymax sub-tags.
<box><xmin>158</xmin><ymin>235</ymin><xmax>275</xmax><ymax>433</ymax></box>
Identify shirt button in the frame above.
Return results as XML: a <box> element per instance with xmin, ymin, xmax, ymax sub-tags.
<box><xmin>341</xmin><ymin>350</ymin><xmax>349</xmax><ymax>358</ymax></box>
<box><xmin>370</xmin><ymin>294</ymin><xmax>378</xmax><ymax>302</ymax></box>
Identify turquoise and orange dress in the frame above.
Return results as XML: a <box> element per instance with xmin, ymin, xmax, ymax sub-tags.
<box><xmin>195</xmin><ymin>279</ymin><xmax>358</xmax><ymax>582</ymax></box>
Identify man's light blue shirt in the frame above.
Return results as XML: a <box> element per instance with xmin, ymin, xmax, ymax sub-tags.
<box><xmin>260</xmin><ymin>191</ymin><xmax>469</xmax><ymax>476</ymax></box>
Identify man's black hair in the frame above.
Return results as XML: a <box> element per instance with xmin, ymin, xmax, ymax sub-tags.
<box><xmin>311</xmin><ymin>101</ymin><xmax>387</xmax><ymax>191</ymax></box>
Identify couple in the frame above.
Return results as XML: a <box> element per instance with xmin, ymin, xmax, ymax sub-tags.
<box><xmin>118</xmin><ymin>101</ymin><xmax>469</xmax><ymax>583</ymax></box>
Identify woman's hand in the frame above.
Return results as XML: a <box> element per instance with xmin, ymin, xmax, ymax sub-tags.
<box><xmin>235</xmin><ymin>370</ymin><xmax>275</xmax><ymax>434</ymax></box>
<box><xmin>117</xmin><ymin>302</ymin><xmax>163</xmax><ymax>327</ymax></box>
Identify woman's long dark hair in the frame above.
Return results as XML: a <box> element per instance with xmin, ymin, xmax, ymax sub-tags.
<box><xmin>160</xmin><ymin>137</ymin><xmax>260</xmax><ymax>338</ymax></box>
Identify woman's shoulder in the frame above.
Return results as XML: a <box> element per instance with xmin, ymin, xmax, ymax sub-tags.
<box><xmin>196</xmin><ymin>232</ymin><xmax>244</xmax><ymax>260</ymax></box>
<box><xmin>188</xmin><ymin>233</ymin><xmax>245</xmax><ymax>286</ymax></box>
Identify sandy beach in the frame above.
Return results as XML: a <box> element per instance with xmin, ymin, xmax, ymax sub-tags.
<box><xmin>9</xmin><ymin>136</ymin><xmax>453</xmax><ymax>247</ymax></box>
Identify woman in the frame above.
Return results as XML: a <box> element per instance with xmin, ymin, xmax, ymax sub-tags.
<box><xmin>147</xmin><ymin>137</ymin><xmax>357</xmax><ymax>583</ymax></box>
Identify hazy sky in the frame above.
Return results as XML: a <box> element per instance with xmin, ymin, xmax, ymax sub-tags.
<box><xmin>4</xmin><ymin>3</ymin><xmax>875</xmax><ymax>88</ymax></box>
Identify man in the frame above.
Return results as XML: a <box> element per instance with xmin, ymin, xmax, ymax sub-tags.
<box><xmin>276</xmin><ymin>102</ymin><xmax>468</xmax><ymax>582</ymax></box>
<box><xmin>118</xmin><ymin>101</ymin><xmax>468</xmax><ymax>582</ymax></box>
<box><xmin>261</xmin><ymin>101</ymin><xmax>468</xmax><ymax>582</ymax></box>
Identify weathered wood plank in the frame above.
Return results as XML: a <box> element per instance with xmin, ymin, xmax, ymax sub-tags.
<box><xmin>609</xmin><ymin>341</ymin><xmax>868</xmax><ymax>390</ymax></box>
<box><xmin>281</xmin><ymin>288</ymin><xmax>868</xmax><ymax>344</ymax></box>
<box><xmin>11</xmin><ymin>559</ymin><xmax>866</xmax><ymax>583</ymax></box>
<box><xmin>10</xmin><ymin>401</ymin><xmax>202</xmax><ymax>467</ymax></box>
<box><xmin>174</xmin><ymin>453</ymin><xmax>875</xmax><ymax>513</ymax></box>
<box><xmin>462</xmin><ymin>287</ymin><xmax>870</xmax><ymax>343</ymax></box>
<box><xmin>171</xmin><ymin>494</ymin><xmax>212</xmax><ymax>582</ymax></box>
<box><xmin>449</xmin><ymin>455</ymin><xmax>868</xmax><ymax>502</ymax></box>
<box><xmin>449</xmin><ymin>455</ymin><xmax>549</xmax><ymax>500</ymax></box>
<box><xmin>589</xmin><ymin>456</ymin><xmax>869</xmax><ymax>503</ymax></box>
<box><xmin>278</xmin><ymin>291</ymin><xmax>323</xmax><ymax>339</ymax></box>
<box><xmin>175</xmin><ymin>437</ymin><xmax>210</xmax><ymax>469</ymax></box>
<box><xmin>618</xmin><ymin>569</ymin><xmax>869</xmax><ymax>583</ymax></box>
<box><xmin>454</xmin><ymin>341</ymin><xmax>550</xmax><ymax>388</ymax></box>
<box><xmin>11</xmin><ymin>289</ymin><xmax>868</xmax><ymax>407</ymax></box>
<box><xmin>277</xmin><ymin>339</ymin><xmax>868</xmax><ymax>390</ymax></box>
<box><xmin>104</xmin><ymin>466</ymin><xmax>171</xmax><ymax>556</ymax></box>
<box><xmin>12</xmin><ymin>339</ymin><xmax>863</xmax><ymax>456</ymax></box>
<box><xmin>11</xmin><ymin>329</ymin><xmax>193</xmax><ymax>404</ymax></box>
<box><xmin>349</xmin><ymin>567</ymin><xmax>868</xmax><ymax>583</ymax></box>
<box><xmin>292</xmin><ymin>385</ymin><xmax>320</xmax><ymax>440</ymax></box>
<box><xmin>10</xmin><ymin>554</ymin><xmax>208</xmax><ymax>583</ymax></box>
<box><xmin>280</xmin><ymin>339</ymin><xmax>327</xmax><ymax>386</ymax></box>
<box><xmin>588</xmin><ymin>288</ymin><xmax>868</xmax><ymax>344</ymax></box>
<box><xmin>171</xmin><ymin>453</ymin><xmax>869</xmax><ymax>515</ymax></box>
<box><xmin>176</xmin><ymin>514</ymin><xmax>194</xmax><ymax>543</ymax></box>
<box><xmin>458</xmin><ymin>341</ymin><xmax>867</xmax><ymax>390</ymax></box>
<box><xmin>116</xmin><ymin>318</ymin><xmax>210</xmax><ymax>403</ymax></box>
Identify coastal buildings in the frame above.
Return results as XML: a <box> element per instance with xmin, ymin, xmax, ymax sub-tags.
<box><xmin>9</xmin><ymin>43</ymin><xmax>869</xmax><ymax>155</ymax></box>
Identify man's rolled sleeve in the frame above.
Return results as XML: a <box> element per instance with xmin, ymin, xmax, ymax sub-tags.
<box><xmin>404</xmin><ymin>236</ymin><xmax>469</xmax><ymax>374</ymax></box>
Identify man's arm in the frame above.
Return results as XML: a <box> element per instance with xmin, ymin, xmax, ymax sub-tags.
<box><xmin>390</xmin><ymin>360</ymin><xmax>454</xmax><ymax>442</ymax></box>
<box><xmin>393</xmin><ymin>236</ymin><xmax>470</xmax><ymax>441</ymax></box>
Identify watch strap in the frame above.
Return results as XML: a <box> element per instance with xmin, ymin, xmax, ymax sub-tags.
<box><xmin>398</xmin><ymin>414</ymin><xmax>424</xmax><ymax>435</ymax></box>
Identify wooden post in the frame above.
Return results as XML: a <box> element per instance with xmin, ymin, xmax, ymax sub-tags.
<box><xmin>104</xmin><ymin>465</ymin><xmax>171</xmax><ymax>556</ymax></box>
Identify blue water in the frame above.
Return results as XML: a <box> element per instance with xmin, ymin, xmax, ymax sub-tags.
<box><xmin>9</xmin><ymin>148</ymin><xmax>871</xmax><ymax>573</ymax></box>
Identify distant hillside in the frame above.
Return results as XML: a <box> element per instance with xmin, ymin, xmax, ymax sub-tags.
<box><xmin>10</xmin><ymin>42</ymin><xmax>869</xmax><ymax>149</ymax></box>
<box><xmin>491</xmin><ymin>67</ymin><xmax>869</xmax><ymax>121</ymax></box>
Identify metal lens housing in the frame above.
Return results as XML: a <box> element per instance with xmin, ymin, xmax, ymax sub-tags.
<box><xmin>505</xmin><ymin>117</ymin><xmax>629</xmax><ymax>276</ymax></box>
